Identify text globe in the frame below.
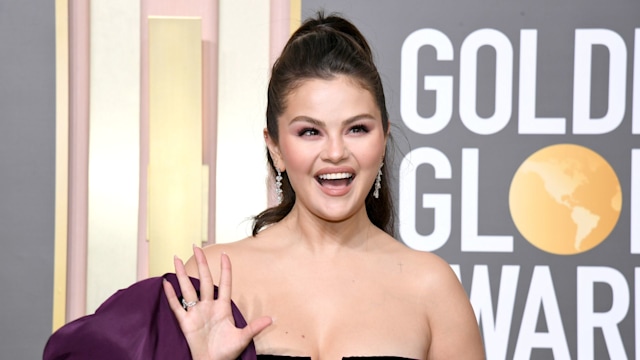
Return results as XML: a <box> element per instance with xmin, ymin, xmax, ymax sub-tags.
<box><xmin>509</xmin><ymin>144</ymin><xmax>622</xmax><ymax>255</ymax></box>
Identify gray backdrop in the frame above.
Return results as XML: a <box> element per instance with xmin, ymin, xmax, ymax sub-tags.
<box><xmin>303</xmin><ymin>1</ymin><xmax>639</xmax><ymax>359</ymax></box>
<box><xmin>0</xmin><ymin>0</ymin><xmax>56</xmax><ymax>359</ymax></box>
<box><xmin>0</xmin><ymin>1</ymin><xmax>637</xmax><ymax>358</ymax></box>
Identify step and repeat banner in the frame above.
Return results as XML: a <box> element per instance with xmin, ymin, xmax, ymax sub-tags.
<box><xmin>302</xmin><ymin>1</ymin><xmax>639</xmax><ymax>359</ymax></box>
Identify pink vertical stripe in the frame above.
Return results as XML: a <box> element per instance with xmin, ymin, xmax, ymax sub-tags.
<box><xmin>270</xmin><ymin>0</ymin><xmax>291</xmax><ymax>66</ymax></box>
<box><xmin>139</xmin><ymin>0</ymin><xmax>219</xmax><ymax>280</ymax></box>
<box><xmin>67</xmin><ymin>0</ymin><xmax>90</xmax><ymax>322</ymax></box>
<box><xmin>266</xmin><ymin>0</ymin><xmax>292</xmax><ymax>207</ymax></box>
<box><xmin>203</xmin><ymin>2</ymin><xmax>219</xmax><ymax>250</ymax></box>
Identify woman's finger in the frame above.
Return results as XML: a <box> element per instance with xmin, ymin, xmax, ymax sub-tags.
<box><xmin>193</xmin><ymin>246</ymin><xmax>214</xmax><ymax>301</ymax></box>
<box><xmin>162</xmin><ymin>279</ymin><xmax>186</xmax><ymax>317</ymax></box>
<box><xmin>217</xmin><ymin>253</ymin><xmax>233</xmax><ymax>304</ymax></box>
<box><xmin>174</xmin><ymin>255</ymin><xmax>199</xmax><ymax>304</ymax></box>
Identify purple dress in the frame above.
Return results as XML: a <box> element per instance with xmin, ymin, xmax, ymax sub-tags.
<box><xmin>43</xmin><ymin>273</ymin><xmax>257</xmax><ymax>360</ymax></box>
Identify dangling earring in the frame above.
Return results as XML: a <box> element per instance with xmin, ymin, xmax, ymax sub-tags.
<box><xmin>373</xmin><ymin>163</ymin><xmax>383</xmax><ymax>199</ymax></box>
<box><xmin>275</xmin><ymin>169</ymin><xmax>283</xmax><ymax>205</ymax></box>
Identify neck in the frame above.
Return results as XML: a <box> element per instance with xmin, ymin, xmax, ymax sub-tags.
<box><xmin>280</xmin><ymin>205</ymin><xmax>377</xmax><ymax>255</ymax></box>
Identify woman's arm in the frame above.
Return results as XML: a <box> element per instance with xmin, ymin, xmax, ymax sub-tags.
<box><xmin>423</xmin><ymin>255</ymin><xmax>485</xmax><ymax>360</ymax></box>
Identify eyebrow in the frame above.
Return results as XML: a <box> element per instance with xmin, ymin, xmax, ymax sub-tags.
<box><xmin>289</xmin><ymin>113</ymin><xmax>377</xmax><ymax>127</ymax></box>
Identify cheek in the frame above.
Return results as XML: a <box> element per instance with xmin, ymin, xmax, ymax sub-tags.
<box><xmin>357</xmin><ymin>137</ymin><xmax>386</xmax><ymax>166</ymax></box>
<box><xmin>357</xmin><ymin>149</ymin><xmax>385</xmax><ymax>171</ymax></box>
<box><xmin>279</xmin><ymin>139</ymin><xmax>314</xmax><ymax>175</ymax></box>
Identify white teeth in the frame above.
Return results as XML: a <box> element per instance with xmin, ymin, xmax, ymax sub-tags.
<box><xmin>318</xmin><ymin>172</ymin><xmax>352</xmax><ymax>180</ymax></box>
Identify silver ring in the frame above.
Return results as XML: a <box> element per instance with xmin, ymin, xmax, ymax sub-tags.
<box><xmin>181</xmin><ymin>298</ymin><xmax>197</xmax><ymax>309</ymax></box>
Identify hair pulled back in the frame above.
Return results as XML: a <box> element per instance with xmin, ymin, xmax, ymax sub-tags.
<box><xmin>252</xmin><ymin>12</ymin><xmax>395</xmax><ymax>236</ymax></box>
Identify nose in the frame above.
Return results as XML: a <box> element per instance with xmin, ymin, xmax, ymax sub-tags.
<box><xmin>322</xmin><ymin>134</ymin><xmax>349</xmax><ymax>163</ymax></box>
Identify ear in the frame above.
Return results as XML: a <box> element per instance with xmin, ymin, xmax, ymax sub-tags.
<box><xmin>264</xmin><ymin>128</ymin><xmax>285</xmax><ymax>171</ymax></box>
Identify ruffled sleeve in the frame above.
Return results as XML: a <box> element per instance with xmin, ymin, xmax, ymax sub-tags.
<box><xmin>43</xmin><ymin>273</ymin><xmax>257</xmax><ymax>360</ymax></box>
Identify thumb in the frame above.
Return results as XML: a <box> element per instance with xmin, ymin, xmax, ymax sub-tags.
<box><xmin>242</xmin><ymin>316</ymin><xmax>273</xmax><ymax>340</ymax></box>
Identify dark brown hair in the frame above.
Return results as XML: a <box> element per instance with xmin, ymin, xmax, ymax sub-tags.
<box><xmin>252</xmin><ymin>12</ymin><xmax>395</xmax><ymax>236</ymax></box>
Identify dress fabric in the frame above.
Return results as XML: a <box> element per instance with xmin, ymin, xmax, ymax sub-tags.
<box><xmin>43</xmin><ymin>273</ymin><xmax>257</xmax><ymax>360</ymax></box>
<box><xmin>257</xmin><ymin>356</ymin><xmax>416</xmax><ymax>360</ymax></box>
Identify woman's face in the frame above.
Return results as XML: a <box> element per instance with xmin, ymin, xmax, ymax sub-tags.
<box><xmin>267</xmin><ymin>75</ymin><xmax>387</xmax><ymax>223</ymax></box>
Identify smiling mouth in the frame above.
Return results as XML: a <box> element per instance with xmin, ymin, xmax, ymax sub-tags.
<box><xmin>316</xmin><ymin>172</ymin><xmax>354</xmax><ymax>187</ymax></box>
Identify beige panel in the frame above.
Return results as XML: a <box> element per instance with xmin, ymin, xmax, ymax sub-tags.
<box><xmin>148</xmin><ymin>17</ymin><xmax>203</xmax><ymax>276</ymax></box>
<box><xmin>53</xmin><ymin>0</ymin><xmax>69</xmax><ymax>331</ymax></box>
<box><xmin>216</xmin><ymin>0</ymin><xmax>270</xmax><ymax>243</ymax></box>
<box><xmin>139</xmin><ymin>0</ymin><xmax>219</xmax><ymax>280</ymax></box>
<box><xmin>86</xmin><ymin>0</ymin><xmax>141</xmax><ymax>313</ymax></box>
<box><xmin>290</xmin><ymin>0</ymin><xmax>301</xmax><ymax>34</ymax></box>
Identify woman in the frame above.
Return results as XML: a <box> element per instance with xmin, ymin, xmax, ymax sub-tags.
<box><xmin>164</xmin><ymin>13</ymin><xmax>484</xmax><ymax>360</ymax></box>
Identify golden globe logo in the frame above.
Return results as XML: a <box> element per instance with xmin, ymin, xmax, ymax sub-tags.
<box><xmin>398</xmin><ymin>26</ymin><xmax>639</xmax><ymax>254</ymax></box>
<box><xmin>509</xmin><ymin>144</ymin><xmax>622</xmax><ymax>255</ymax></box>
<box><xmin>397</xmin><ymin>23</ymin><xmax>640</xmax><ymax>359</ymax></box>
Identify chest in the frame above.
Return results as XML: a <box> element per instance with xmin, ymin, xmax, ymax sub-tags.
<box><xmin>232</xmin><ymin>266</ymin><xmax>430</xmax><ymax>358</ymax></box>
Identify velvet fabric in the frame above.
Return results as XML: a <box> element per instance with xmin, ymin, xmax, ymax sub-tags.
<box><xmin>43</xmin><ymin>273</ymin><xmax>257</xmax><ymax>360</ymax></box>
<box><xmin>257</xmin><ymin>356</ymin><xmax>416</xmax><ymax>359</ymax></box>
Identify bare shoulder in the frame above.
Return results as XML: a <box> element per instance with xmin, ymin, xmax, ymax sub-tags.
<box><xmin>378</xmin><ymin>238</ymin><xmax>459</xmax><ymax>291</ymax></box>
<box><xmin>400</xmin><ymin>249</ymin><xmax>469</xmax><ymax>314</ymax></box>
<box><xmin>399</xmin><ymin>248</ymin><xmax>485</xmax><ymax>359</ymax></box>
<box><xmin>405</xmin><ymin>249</ymin><xmax>462</xmax><ymax>294</ymax></box>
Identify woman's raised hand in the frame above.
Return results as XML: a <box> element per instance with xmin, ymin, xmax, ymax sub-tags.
<box><xmin>163</xmin><ymin>246</ymin><xmax>273</xmax><ymax>360</ymax></box>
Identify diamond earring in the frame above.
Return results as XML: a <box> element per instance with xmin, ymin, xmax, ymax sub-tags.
<box><xmin>275</xmin><ymin>169</ymin><xmax>283</xmax><ymax>204</ymax></box>
<box><xmin>373</xmin><ymin>163</ymin><xmax>383</xmax><ymax>199</ymax></box>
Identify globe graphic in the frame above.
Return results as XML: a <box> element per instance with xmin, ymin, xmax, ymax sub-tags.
<box><xmin>509</xmin><ymin>144</ymin><xmax>622</xmax><ymax>255</ymax></box>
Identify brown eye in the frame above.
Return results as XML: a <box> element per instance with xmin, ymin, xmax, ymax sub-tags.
<box><xmin>349</xmin><ymin>125</ymin><xmax>369</xmax><ymax>134</ymax></box>
<box><xmin>298</xmin><ymin>127</ymin><xmax>319</xmax><ymax>136</ymax></box>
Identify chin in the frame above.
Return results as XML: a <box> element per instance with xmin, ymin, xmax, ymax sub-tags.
<box><xmin>318</xmin><ymin>202</ymin><xmax>365</xmax><ymax>222</ymax></box>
